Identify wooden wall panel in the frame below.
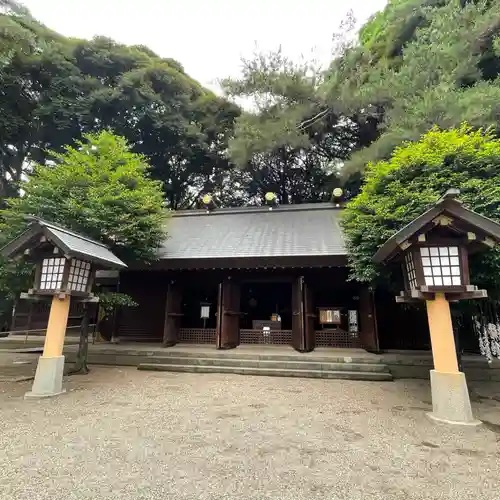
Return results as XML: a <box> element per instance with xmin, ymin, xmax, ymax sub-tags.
<box><xmin>117</xmin><ymin>271</ymin><xmax>168</xmax><ymax>342</ymax></box>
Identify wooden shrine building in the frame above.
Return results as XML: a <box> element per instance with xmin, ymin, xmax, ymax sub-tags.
<box><xmin>114</xmin><ymin>203</ymin><xmax>380</xmax><ymax>352</ymax></box>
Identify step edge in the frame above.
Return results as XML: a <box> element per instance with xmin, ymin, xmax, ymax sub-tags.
<box><xmin>138</xmin><ymin>363</ymin><xmax>393</xmax><ymax>377</ymax></box>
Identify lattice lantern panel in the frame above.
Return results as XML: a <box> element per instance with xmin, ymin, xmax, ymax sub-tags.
<box><xmin>67</xmin><ymin>259</ymin><xmax>92</xmax><ymax>293</ymax></box>
<box><xmin>420</xmin><ymin>246</ymin><xmax>461</xmax><ymax>287</ymax></box>
<box><xmin>404</xmin><ymin>251</ymin><xmax>418</xmax><ymax>289</ymax></box>
<box><xmin>39</xmin><ymin>257</ymin><xmax>65</xmax><ymax>291</ymax></box>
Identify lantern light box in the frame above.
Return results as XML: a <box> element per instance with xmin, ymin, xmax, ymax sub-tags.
<box><xmin>403</xmin><ymin>245</ymin><xmax>465</xmax><ymax>291</ymax></box>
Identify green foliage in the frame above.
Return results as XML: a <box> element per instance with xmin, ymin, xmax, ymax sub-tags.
<box><xmin>342</xmin><ymin>125</ymin><xmax>500</xmax><ymax>290</ymax></box>
<box><xmin>96</xmin><ymin>292</ymin><xmax>137</xmax><ymax>318</ymax></box>
<box><xmin>0</xmin><ymin>9</ymin><xmax>241</xmax><ymax>207</ymax></box>
<box><xmin>0</xmin><ymin>131</ymin><xmax>166</xmax><ymax>320</ymax></box>
<box><xmin>326</xmin><ymin>0</ymin><xmax>500</xmax><ymax>177</ymax></box>
<box><xmin>221</xmin><ymin>49</ymin><xmax>363</xmax><ymax>203</ymax></box>
<box><xmin>359</xmin><ymin>0</ymin><xmax>434</xmax><ymax>59</ymax></box>
<box><xmin>2</xmin><ymin>130</ymin><xmax>167</xmax><ymax>263</ymax></box>
<box><xmin>222</xmin><ymin>50</ymin><xmax>322</xmax><ymax>167</ymax></box>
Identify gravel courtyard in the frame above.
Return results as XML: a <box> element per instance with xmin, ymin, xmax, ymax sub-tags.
<box><xmin>1</xmin><ymin>365</ymin><xmax>500</xmax><ymax>500</ymax></box>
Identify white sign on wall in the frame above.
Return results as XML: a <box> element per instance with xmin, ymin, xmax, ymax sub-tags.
<box><xmin>200</xmin><ymin>305</ymin><xmax>210</xmax><ymax>319</ymax></box>
<box><xmin>348</xmin><ymin>310</ymin><xmax>359</xmax><ymax>334</ymax></box>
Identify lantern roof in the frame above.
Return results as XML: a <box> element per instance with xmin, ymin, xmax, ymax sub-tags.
<box><xmin>373</xmin><ymin>190</ymin><xmax>500</xmax><ymax>265</ymax></box>
<box><xmin>1</xmin><ymin>218</ymin><xmax>126</xmax><ymax>269</ymax></box>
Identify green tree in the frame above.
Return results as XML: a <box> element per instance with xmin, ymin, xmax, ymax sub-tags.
<box><xmin>342</xmin><ymin>125</ymin><xmax>500</xmax><ymax>290</ymax></box>
<box><xmin>2</xmin><ymin>130</ymin><xmax>167</xmax><ymax>262</ymax></box>
<box><xmin>0</xmin><ymin>9</ymin><xmax>241</xmax><ymax>207</ymax></box>
<box><xmin>0</xmin><ymin>0</ymin><xmax>32</xmax><ymax>67</ymax></box>
<box><xmin>325</xmin><ymin>0</ymin><xmax>500</xmax><ymax>178</ymax></box>
<box><xmin>221</xmin><ymin>49</ymin><xmax>364</xmax><ymax>204</ymax></box>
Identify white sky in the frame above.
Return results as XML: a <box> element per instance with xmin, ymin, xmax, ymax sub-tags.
<box><xmin>22</xmin><ymin>0</ymin><xmax>387</xmax><ymax>93</ymax></box>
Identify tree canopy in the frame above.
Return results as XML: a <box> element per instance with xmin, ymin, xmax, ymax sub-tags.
<box><xmin>221</xmin><ymin>1</ymin><xmax>500</xmax><ymax>198</ymax></box>
<box><xmin>342</xmin><ymin>125</ymin><xmax>500</xmax><ymax>290</ymax></box>
<box><xmin>0</xmin><ymin>7</ymin><xmax>241</xmax><ymax>208</ymax></box>
<box><xmin>221</xmin><ymin>48</ymin><xmax>368</xmax><ymax>204</ymax></box>
<box><xmin>2</xmin><ymin>130</ymin><xmax>167</xmax><ymax>262</ymax></box>
<box><xmin>325</xmin><ymin>0</ymin><xmax>500</xmax><ymax>177</ymax></box>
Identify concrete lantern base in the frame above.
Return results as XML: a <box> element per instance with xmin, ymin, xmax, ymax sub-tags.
<box><xmin>427</xmin><ymin>370</ymin><xmax>481</xmax><ymax>426</ymax></box>
<box><xmin>25</xmin><ymin>355</ymin><xmax>66</xmax><ymax>399</ymax></box>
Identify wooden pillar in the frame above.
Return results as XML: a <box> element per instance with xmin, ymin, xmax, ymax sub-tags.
<box><xmin>303</xmin><ymin>281</ymin><xmax>315</xmax><ymax>352</ymax></box>
<box><xmin>42</xmin><ymin>295</ymin><xmax>71</xmax><ymax>357</ymax></box>
<box><xmin>359</xmin><ymin>287</ymin><xmax>379</xmax><ymax>352</ymax></box>
<box><xmin>216</xmin><ymin>279</ymin><xmax>240</xmax><ymax>349</ymax></box>
<box><xmin>291</xmin><ymin>276</ymin><xmax>305</xmax><ymax>352</ymax></box>
<box><xmin>426</xmin><ymin>293</ymin><xmax>459</xmax><ymax>373</ymax></box>
<box><xmin>163</xmin><ymin>282</ymin><xmax>182</xmax><ymax>347</ymax></box>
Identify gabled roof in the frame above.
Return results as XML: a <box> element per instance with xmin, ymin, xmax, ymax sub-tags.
<box><xmin>158</xmin><ymin>203</ymin><xmax>346</xmax><ymax>268</ymax></box>
<box><xmin>1</xmin><ymin>218</ymin><xmax>126</xmax><ymax>269</ymax></box>
<box><xmin>373</xmin><ymin>191</ymin><xmax>500</xmax><ymax>264</ymax></box>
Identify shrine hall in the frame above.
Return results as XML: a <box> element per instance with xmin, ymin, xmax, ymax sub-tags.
<box><xmin>112</xmin><ymin>202</ymin><xmax>380</xmax><ymax>352</ymax></box>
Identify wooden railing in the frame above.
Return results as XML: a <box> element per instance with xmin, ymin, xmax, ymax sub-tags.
<box><xmin>175</xmin><ymin>328</ymin><xmax>360</xmax><ymax>347</ymax></box>
<box><xmin>178</xmin><ymin>328</ymin><xmax>216</xmax><ymax>344</ymax></box>
<box><xmin>315</xmin><ymin>329</ymin><xmax>360</xmax><ymax>348</ymax></box>
<box><xmin>240</xmin><ymin>329</ymin><xmax>293</xmax><ymax>345</ymax></box>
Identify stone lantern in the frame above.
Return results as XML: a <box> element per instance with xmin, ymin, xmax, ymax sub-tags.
<box><xmin>1</xmin><ymin>218</ymin><xmax>126</xmax><ymax>398</ymax></box>
<box><xmin>373</xmin><ymin>190</ymin><xmax>500</xmax><ymax>425</ymax></box>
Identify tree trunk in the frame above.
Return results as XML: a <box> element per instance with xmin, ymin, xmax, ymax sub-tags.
<box><xmin>70</xmin><ymin>303</ymin><xmax>90</xmax><ymax>375</ymax></box>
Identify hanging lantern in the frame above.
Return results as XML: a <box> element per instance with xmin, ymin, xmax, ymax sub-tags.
<box><xmin>265</xmin><ymin>192</ymin><xmax>278</xmax><ymax>209</ymax></box>
<box><xmin>201</xmin><ymin>193</ymin><xmax>216</xmax><ymax>212</ymax></box>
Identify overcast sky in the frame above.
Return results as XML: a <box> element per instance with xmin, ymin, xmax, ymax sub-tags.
<box><xmin>22</xmin><ymin>0</ymin><xmax>387</xmax><ymax>92</ymax></box>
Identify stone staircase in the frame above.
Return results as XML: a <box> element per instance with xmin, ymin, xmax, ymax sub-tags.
<box><xmin>137</xmin><ymin>349</ymin><xmax>393</xmax><ymax>381</ymax></box>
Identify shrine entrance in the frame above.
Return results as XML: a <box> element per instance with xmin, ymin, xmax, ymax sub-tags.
<box><xmin>150</xmin><ymin>268</ymin><xmax>379</xmax><ymax>353</ymax></box>
<box><xmin>239</xmin><ymin>280</ymin><xmax>293</xmax><ymax>346</ymax></box>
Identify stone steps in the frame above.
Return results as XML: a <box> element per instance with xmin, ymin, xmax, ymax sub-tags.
<box><xmin>138</xmin><ymin>362</ymin><xmax>392</xmax><ymax>381</ymax></box>
<box><xmin>139</xmin><ymin>355</ymin><xmax>390</xmax><ymax>373</ymax></box>
<box><xmin>93</xmin><ymin>347</ymin><xmax>384</xmax><ymax>363</ymax></box>
<box><xmin>137</xmin><ymin>352</ymin><xmax>393</xmax><ymax>381</ymax></box>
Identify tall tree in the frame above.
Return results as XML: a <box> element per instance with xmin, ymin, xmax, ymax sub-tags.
<box><xmin>0</xmin><ymin>9</ymin><xmax>241</xmax><ymax>207</ymax></box>
<box><xmin>2</xmin><ymin>130</ymin><xmax>167</xmax><ymax>262</ymax></box>
<box><xmin>0</xmin><ymin>130</ymin><xmax>166</xmax><ymax>325</ymax></box>
<box><xmin>325</xmin><ymin>0</ymin><xmax>500</xmax><ymax>177</ymax></box>
<box><xmin>221</xmin><ymin>49</ymin><xmax>360</xmax><ymax>204</ymax></box>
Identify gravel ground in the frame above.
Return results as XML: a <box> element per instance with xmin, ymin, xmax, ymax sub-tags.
<box><xmin>0</xmin><ymin>351</ymin><xmax>38</xmax><ymax>381</ymax></box>
<box><xmin>1</xmin><ymin>366</ymin><xmax>500</xmax><ymax>500</ymax></box>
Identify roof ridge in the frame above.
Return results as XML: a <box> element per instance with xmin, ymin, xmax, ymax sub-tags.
<box><xmin>172</xmin><ymin>202</ymin><xmax>342</xmax><ymax>218</ymax></box>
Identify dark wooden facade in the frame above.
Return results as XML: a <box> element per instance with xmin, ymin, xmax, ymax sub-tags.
<box><xmin>112</xmin><ymin>267</ymin><xmax>381</xmax><ymax>352</ymax></box>
<box><xmin>9</xmin><ymin>266</ymin><xmax>440</xmax><ymax>352</ymax></box>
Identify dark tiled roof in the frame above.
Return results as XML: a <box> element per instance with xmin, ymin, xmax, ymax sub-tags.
<box><xmin>159</xmin><ymin>203</ymin><xmax>346</xmax><ymax>260</ymax></box>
